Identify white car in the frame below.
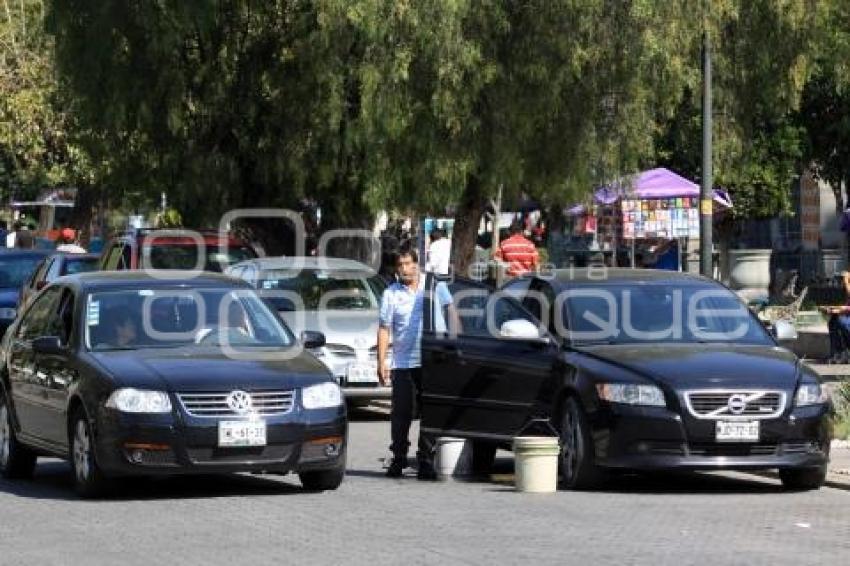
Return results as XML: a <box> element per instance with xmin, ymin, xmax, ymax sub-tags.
<box><xmin>226</xmin><ymin>257</ymin><xmax>391</xmax><ymax>405</ymax></box>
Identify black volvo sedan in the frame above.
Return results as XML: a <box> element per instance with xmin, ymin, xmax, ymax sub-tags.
<box><xmin>421</xmin><ymin>269</ymin><xmax>832</xmax><ymax>490</ymax></box>
<box><xmin>0</xmin><ymin>272</ymin><xmax>346</xmax><ymax>497</ymax></box>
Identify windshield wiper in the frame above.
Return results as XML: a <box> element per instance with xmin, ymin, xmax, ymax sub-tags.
<box><xmin>573</xmin><ymin>339</ymin><xmax>617</xmax><ymax>346</ymax></box>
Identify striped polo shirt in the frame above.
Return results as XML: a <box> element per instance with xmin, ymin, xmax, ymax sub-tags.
<box><xmin>496</xmin><ymin>234</ymin><xmax>540</xmax><ymax>276</ymax></box>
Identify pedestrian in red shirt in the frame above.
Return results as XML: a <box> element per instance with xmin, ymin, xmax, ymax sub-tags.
<box><xmin>495</xmin><ymin>221</ymin><xmax>540</xmax><ymax>277</ymax></box>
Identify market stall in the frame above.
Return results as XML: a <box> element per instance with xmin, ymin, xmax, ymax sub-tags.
<box><xmin>561</xmin><ymin>168</ymin><xmax>732</xmax><ymax>270</ymax></box>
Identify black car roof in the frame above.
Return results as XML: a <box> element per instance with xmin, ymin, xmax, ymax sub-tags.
<box><xmin>544</xmin><ymin>268</ymin><xmax>716</xmax><ymax>289</ymax></box>
<box><xmin>57</xmin><ymin>270</ymin><xmax>247</xmax><ymax>292</ymax></box>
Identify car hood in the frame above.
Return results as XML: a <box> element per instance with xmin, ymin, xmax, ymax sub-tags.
<box><xmin>574</xmin><ymin>343</ymin><xmax>799</xmax><ymax>389</ymax></box>
<box><xmin>0</xmin><ymin>288</ymin><xmax>20</xmax><ymax>308</ymax></box>
<box><xmin>279</xmin><ymin>310</ymin><xmax>378</xmax><ymax>348</ymax></box>
<box><xmin>90</xmin><ymin>347</ymin><xmax>332</xmax><ymax>392</ymax></box>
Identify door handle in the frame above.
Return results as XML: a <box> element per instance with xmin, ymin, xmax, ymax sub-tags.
<box><xmin>433</xmin><ymin>346</ymin><xmax>464</xmax><ymax>362</ymax></box>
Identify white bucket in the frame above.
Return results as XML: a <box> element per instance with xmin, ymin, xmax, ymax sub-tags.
<box><xmin>435</xmin><ymin>437</ymin><xmax>471</xmax><ymax>480</ymax></box>
<box><xmin>513</xmin><ymin>436</ymin><xmax>560</xmax><ymax>493</ymax></box>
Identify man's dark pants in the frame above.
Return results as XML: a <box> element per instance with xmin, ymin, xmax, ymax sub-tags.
<box><xmin>390</xmin><ymin>368</ymin><xmax>434</xmax><ymax>466</ymax></box>
<box><xmin>828</xmin><ymin>314</ymin><xmax>850</xmax><ymax>358</ymax></box>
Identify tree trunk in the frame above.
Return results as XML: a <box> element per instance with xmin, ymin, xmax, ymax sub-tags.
<box><xmin>451</xmin><ymin>175</ymin><xmax>487</xmax><ymax>278</ymax></box>
<box><xmin>68</xmin><ymin>184</ymin><xmax>95</xmax><ymax>246</ymax></box>
<box><xmin>319</xmin><ymin>186</ymin><xmax>378</xmax><ymax>268</ymax></box>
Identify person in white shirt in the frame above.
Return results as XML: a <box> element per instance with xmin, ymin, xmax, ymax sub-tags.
<box><xmin>425</xmin><ymin>228</ymin><xmax>452</xmax><ymax>275</ymax></box>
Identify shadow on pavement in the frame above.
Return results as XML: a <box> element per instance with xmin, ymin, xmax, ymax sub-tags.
<box><xmin>0</xmin><ymin>459</ymin><xmax>314</xmax><ymax>501</ymax></box>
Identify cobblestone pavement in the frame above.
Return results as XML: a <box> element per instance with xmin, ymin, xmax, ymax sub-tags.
<box><xmin>1</xmin><ymin>406</ymin><xmax>848</xmax><ymax>566</ymax></box>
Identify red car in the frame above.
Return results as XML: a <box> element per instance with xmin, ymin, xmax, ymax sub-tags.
<box><xmin>99</xmin><ymin>229</ymin><xmax>258</xmax><ymax>273</ymax></box>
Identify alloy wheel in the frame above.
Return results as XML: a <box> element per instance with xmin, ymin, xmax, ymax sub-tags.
<box><xmin>561</xmin><ymin>407</ymin><xmax>579</xmax><ymax>482</ymax></box>
<box><xmin>73</xmin><ymin>419</ymin><xmax>91</xmax><ymax>483</ymax></box>
<box><xmin>0</xmin><ymin>404</ymin><xmax>10</xmax><ymax>469</ymax></box>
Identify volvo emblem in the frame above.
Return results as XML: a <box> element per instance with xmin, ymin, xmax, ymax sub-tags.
<box><xmin>226</xmin><ymin>390</ymin><xmax>253</xmax><ymax>414</ymax></box>
<box><xmin>727</xmin><ymin>394</ymin><xmax>748</xmax><ymax>415</ymax></box>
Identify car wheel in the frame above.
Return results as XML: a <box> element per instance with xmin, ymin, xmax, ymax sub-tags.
<box><xmin>559</xmin><ymin>397</ymin><xmax>603</xmax><ymax>490</ymax></box>
<box><xmin>779</xmin><ymin>466</ymin><xmax>827</xmax><ymax>491</ymax></box>
<box><xmin>0</xmin><ymin>392</ymin><xmax>37</xmax><ymax>479</ymax></box>
<box><xmin>299</xmin><ymin>467</ymin><xmax>345</xmax><ymax>492</ymax></box>
<box><xmin>69</xmin><ymin>409</ymin><xmax>112</xmax><ymax>498</ymax></box>
<box><xmin>471</xmin><ymin>441</ymin><xmax>497</xmax><ymax>477</ymax></box>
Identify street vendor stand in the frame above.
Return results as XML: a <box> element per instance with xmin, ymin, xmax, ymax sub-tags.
<box><xmin>565</xmin><ymin>168</ymin><xmax>732</xmax><ymax>270</ymax></box>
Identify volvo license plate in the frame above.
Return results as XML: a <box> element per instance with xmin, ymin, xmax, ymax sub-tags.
<box><xmin>347</xmin><ymin>362</ymin><xmax>378</xmax><ymax>384</ymax></box>
<box><xmin>715</xmin><ymin>420</ymin><xmax>759</xmax><ymax>442</ymax></box>
<box><xmin>218</xmin><ymin>420</ymin><xmax>267</xmax><ymax>447</ymax></box>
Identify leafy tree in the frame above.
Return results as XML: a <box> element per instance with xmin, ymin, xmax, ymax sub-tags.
<box><xmin>655</xmin><ymin>0</ymin><xmax>817</xmax><ymax>223</ymax></box>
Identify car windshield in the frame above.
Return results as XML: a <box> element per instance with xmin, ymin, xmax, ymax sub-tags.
<box><xmin>562</xmin><ymin>282</ymin><xmax>773</xmax><ymax>346</ymax></box>
<box><xmin>64</xmin><ymin>257</ymin><xmax>99</xmax><ymax>275</ymax></box>
<box><xmin>146</xmin><ymin>244</ymin><xmax>256</xmax><ymax>272</ymax></box>
<box><xmin>85</xmin><ymin>287</ymin><xmax>294</xmax><ymax>351</ymax></box>
<box><xmin>0</xmin><ymin>256</ymin><xmax>44</xmax><ymax>288</ymax></box>
<box><xmin>258</xmin><ymin>269</ymin><xmax>383</xmax><ymax>311</ymax></box>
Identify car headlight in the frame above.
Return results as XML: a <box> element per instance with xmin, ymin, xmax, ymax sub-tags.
<box><xmin>302</xmin><ymin>382</ymin><xmax>343</xmax><ymax>409</ymax></box>
<box><xmin>596</xmin><ymin>383</ymin><xmax>666</xmax><ymax>407</ymax></box>
<box><xmin>795</xmin><ymin>383</ymin><xmax>829</xmax><ymax>407</ymax></box>
<box><xmin>0</xmin><ymin>307</ymin><xmax>16</xmax><ymax>319</ymax></box>
<box><xmin>106</xmin><ymin>388</ymin><xmax>173</xmax><ymax>413</ymax></box>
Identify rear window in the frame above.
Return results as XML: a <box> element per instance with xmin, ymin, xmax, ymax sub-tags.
<box><xmin>63</xmin><ymin>257</ymin><xmax>99</xmax><ymax>275</ymax></box>
<box><xmin>145</xmin><ymin>244</ymin><xmax>257</xmax><ymax>272</ymax></box>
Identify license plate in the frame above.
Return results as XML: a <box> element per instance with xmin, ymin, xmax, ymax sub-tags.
<box><xmin>347</xmin><ymin>362</ymin><xmax>378</xmax><ymax>384</ymax></box>
<box><xmin>715</xmin><ymin>420</ymin><xmax>760</xmax><ymax>442</ymax></box>
<box><xmin>218</xmin><ymin>420</ymin><xmax>267</xmax><ymax>447</ymax></box>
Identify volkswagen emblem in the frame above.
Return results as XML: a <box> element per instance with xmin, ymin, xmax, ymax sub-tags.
<box><xmin>727</xmin><ymin>394</ymin><xmax>748</xmax><ymax>415</ymax></box>
<box><xmin>226</xmin><ymin>390</ymin><xmax>253</xmax><ymax>414</ymax></box>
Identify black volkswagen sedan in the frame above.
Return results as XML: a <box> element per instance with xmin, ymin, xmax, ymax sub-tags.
<box><xmin>421</xmin><ymin>269</ymin><xmax>832</xmax><ymax>490</ymax></box>
<box><xmin>0</xmin><ymin>272</ymin><xmax>346</xmax><ymax>497</ymax></box>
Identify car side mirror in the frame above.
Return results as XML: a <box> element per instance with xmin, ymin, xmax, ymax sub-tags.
<box><xmin>499</xmin><ymin>319</ymin><xmax>548</xmax><ymax>342</ymax></box>
<box><xmin>32</xmin><ymin>336</ymin><xmax>63</xmax><ymax>355</ymax></box>
<box><xmin>301</xmin><ymin>331</ymin><xmax>326</xmax><ymax>349</ymax></box>
<box><xmin>772</xmin><ymin>320</ymin><xmax>798</xmax><ymax>342</ymax></box>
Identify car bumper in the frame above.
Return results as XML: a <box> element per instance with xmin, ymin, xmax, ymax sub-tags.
<box><xmin>93</xmin><ymin>405</ymin><xmax>347</xmax><ymax>477</ymax></box>
<box><xmin>590</xmin><ymin>403</ymin><xmax>831</xmax><ymax>472</ymax></box>
<box><xmin>343</xmin><ymin>384</ymin><xmax>392</xmax><ymax>401</ymax></box>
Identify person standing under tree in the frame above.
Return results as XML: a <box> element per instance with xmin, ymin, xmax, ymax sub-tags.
<box><xmin>494</xmin><ymin>221</ymin><xmax>540</xmax><ymax>277</ymax></box>
<box><xmin>425</xmin><ymin>227</ymin><xmax>452</xmax><ymax>276</ymax></box>
<box><xmin>377</xmin><ymin>243</ymin><xmax>458</xmax><ymax>479</ymax></box>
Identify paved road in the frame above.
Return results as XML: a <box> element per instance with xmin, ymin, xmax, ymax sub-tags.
<box><xmin>1</xmin><ymin>406</ymin><xmax>849</xmax><ymax>566</ymax></box>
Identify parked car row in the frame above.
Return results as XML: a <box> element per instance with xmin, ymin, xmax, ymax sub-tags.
<box><xmin>1</xmin><ymin>230</ymin><xmax>835</xmax><ymax>496</ymax></box>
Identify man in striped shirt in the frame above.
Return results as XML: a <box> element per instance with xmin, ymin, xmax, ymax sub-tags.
<box><xmin>494</xmin><ymin>221</ymin><xmax>540</xmax><ymax>277</ymax></box>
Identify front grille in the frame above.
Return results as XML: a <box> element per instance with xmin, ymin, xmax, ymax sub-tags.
<box><xmin>684</xmin><ymin>390</ymin><xmax>786</xmax><ymax>420</ymax></box>
<box><xmin>688</xmin><ymin>443</ymin><xmax>778</xmax><ymax>457</ymax></box>
<box><xmin>187</xmin><ymin>445</ymin><xmax>292</xmax><ymax>465</ymax></box>
<box><xmin>177</xmin><ymin>390</ymin><xmax>295</xmax><ymax>418</ymax></box>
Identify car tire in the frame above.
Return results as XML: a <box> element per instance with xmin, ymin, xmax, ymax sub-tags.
<box><xmin>299</xmin><ymin>467</ymin><xmax>345</xmax><ymax>492</ymax></box>
<box><xmin>471</xmin><ymin>441</ymin><xmax>497</xmax><ymax>477</ymax></box>
<box><xmin>69</xmin><ymin>409</ymin><xmax>112</xmax><ymax>499</ymax></box>
<box><xmin>779</xmin><ymin>466</ymin><xmax>827</xmax><ymax>491</ymax></box>
<box><xmin>559</xmin><ymin>397</ymin><xmax>603</xmax><ymax>490</ymax></box>
<box><xmin>0</xmin><ymin>391</ymin><xmax>37</xmax><ymax>480</ymax></box>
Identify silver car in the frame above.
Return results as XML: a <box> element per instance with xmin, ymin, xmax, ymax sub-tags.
<box><xmin>226</xmin><ymin>257</ymin><xmax>391</xmax><ymax>404</ymax></box>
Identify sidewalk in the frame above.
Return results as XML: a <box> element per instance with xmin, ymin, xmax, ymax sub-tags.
<box><xmin>826</xmin><ymin>442</ymin><xmax>850</xmax><ymax>490</ymax></box>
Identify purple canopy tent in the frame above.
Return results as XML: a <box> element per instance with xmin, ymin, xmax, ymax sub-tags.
<box><xmin>594</xmin><ymin>167</ymin><xmax>732</xmax><ymax>207</ymax></box>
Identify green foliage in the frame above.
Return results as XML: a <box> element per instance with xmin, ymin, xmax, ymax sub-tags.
<box><xmin>0</xmin><ymin>0</ymin><xmax>90</xmax><ymax>200</ymax></box>
<box><xmin>834</xmin><ymin>381</ymin><xmax>850</xmax><ymax>440</ymax></box>
<box><xmin>655</xmin><ymin>0</ymin><xmax>817</xmax><ymax>221</ymax></box>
